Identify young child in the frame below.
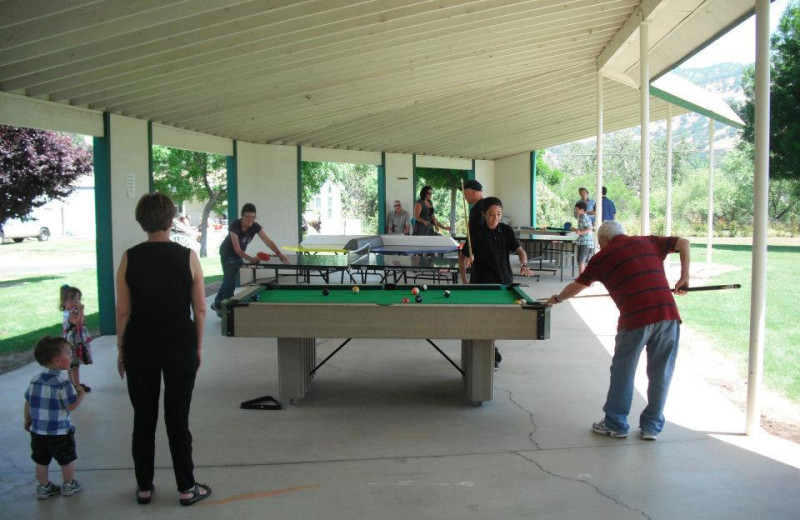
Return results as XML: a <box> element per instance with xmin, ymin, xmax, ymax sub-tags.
<box><xmin>24</xmin><ymin>336</ymin><xmax>86</xmax><ymax>499</ymax></box>
<box><xmin>60</xmin><ymin>285</ymin><xmax>93</xmax><ymax>392</ymax></box>
<box><xmin>574</xmin><ymin>201</ymin><xmax>594</xmax><ymax>274</ymax></box>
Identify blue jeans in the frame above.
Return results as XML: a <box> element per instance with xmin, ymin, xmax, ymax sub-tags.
<box><xmin>602</xmin><ymin>320</ymin><xmax>680</xmax><ymax>434</ymax></box>
<box><xmin>213</xmin><ymin>256</ymin><xmax>242</xmax><ymax>308</ymax></box>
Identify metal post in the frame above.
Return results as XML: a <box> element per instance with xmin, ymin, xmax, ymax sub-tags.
<box><xmin>665</xmin><ymin>104</ymin><xmax>673</xmax><ymax>236</ymax></box>
<box><xmin>707</xmin><ymin>118</ymin><xmax>715</xmax><ymax>265</ymax></box>
<box><xmin>640</xmin><ymin>20</ymin><xmax>650</xmax><ymax>235</ymax></box>
<box><xmin>747</xmin><ymin>0</ymin><xmax>770</xmax><ymax>436</ymax></box>
<box><xmin>596</xmin><ymin>72</ymin><xmax>604</xmax><ymax>230</ymax></box>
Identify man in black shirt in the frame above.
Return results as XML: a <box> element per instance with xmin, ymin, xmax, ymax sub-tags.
<box><xmin>459</xmin><ymin>179</ymin><xmax>486</xmax><ymax>283</ymax></box>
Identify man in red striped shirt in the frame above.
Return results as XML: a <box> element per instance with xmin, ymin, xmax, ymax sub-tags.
<box><xmin>547</xmin><ymin>221</ymin><xmax>691</xmax><ymax>440</ymax></box>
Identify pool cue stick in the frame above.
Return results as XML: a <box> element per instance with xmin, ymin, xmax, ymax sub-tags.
<box><xmin>537</xmin><ymin>284</ymin><xmax>741</xmax><ymax>301</ymax></box>
<box><xmin>460</xmin><ymin>179</ymin><xmax>474</xmax><ymax>262</ymax></box>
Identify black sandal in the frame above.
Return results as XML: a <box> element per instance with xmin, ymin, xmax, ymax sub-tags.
<box><xmin>179</xmin><ymin>483</ymin><xmax>211</xmax><ymax>506</ymax></box>
<box><xmin>80</xmin><ymin>383</ymin><xmax>91</xmax><ymax>392</ymax></box>
<box><xmin>136</xmin><ymin>485</ymin><xmax>154</xmax><ymax>504</ymax></box>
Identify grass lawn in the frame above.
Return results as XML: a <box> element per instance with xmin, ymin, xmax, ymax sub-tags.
<box><xmin>0</xmin><ymin>240</ymin><xmax>222</xmax><ymax>357</ymax></box>
<box><xmin>676</xmin><ymin>243</ymin><xmax>799</xmax><ymax>402</ymax></box>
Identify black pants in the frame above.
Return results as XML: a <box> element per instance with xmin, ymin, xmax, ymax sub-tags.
<box><xmin>125</xmin><ymin>349</ymin><xmax>198</xmax><ymax>492</ymax></box>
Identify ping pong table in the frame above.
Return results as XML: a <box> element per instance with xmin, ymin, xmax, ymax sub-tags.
<box><xmin>239</xmin><ymin>254</ymin><xmax>352</xmax><ymax>285</ymax></box>
<box><xmin>518</xmin><ymin>233</ymin><xmax>577</xmax><ymax>282</ymax></box>
<box><xmin>286</xmin><ymin>234</ymin><xmax>460</xmax><ymax>256</ymax></box>
<box><xmin>349</xmin><ymin>253</ymin><xmax>461</xmax><ymax>284</ymax></box>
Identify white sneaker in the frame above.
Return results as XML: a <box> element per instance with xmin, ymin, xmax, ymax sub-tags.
<box><xmin>591</xmin><ymin>419</ymin><xmax>628</xmax><ymax>438</ymax></box>
<box><xmin>640</xmin><ymin>430</ymin><xmax>658</xmax><ymax>441</ymax></box>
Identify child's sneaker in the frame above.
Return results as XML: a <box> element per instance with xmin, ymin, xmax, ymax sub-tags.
<box><xmin>61</xmin><ymin>479</ymin><xmax>83</xmax><ymax>497</ymax></box>
<box><xmin>36</xmin><ymin>482</ymin><xmax>61</xmax><ymax>500</ymax></box>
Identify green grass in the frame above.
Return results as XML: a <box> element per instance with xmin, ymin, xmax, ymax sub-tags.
<box><xmin>676</xmin><ymin>243</ymin><xmax>799</xmax><ymax>402</ymax></box>
<box><xmin>0</xmin><ymin>243</ymin><xmax>222</xmax><ymax>357</ymax></box>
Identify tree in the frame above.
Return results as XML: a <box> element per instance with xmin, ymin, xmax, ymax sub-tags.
<box><xmin>0</xmin><ymin>125</ymin><xmax>92</xmax><ymax>226</ymax></box>
<box><xmin>740</xmin><ymin>1</ymin><xmax>800</xmax><ymax>183</ymax></box>
<box><xmin>152</xmin><ymin>146</ymin><xmax>227</xmax><ymax>257</ymax></box>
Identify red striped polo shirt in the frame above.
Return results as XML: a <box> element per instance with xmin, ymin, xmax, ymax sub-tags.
<box><xmin>575</xmin><ymin>235</ymin><xmax>680</xmax><ymax>331</ymax></box>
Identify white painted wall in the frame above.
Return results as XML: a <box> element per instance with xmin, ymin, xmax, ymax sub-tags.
<box><xmin>152</xmin><ymin>123</ymin><xmax>233</xmax><ymax>156</ymax></box>
<box><xmin>474</xmin><ymin>159</ymin><xmax>495</xmax><ymax>198</ymax></box>
<box><xmin>385</xmin><ymin>153</ymin><xmax>415</xmax><ymax>221</ymax></box>
<box><xmin>416</xmin><ymin>154</ymin><xmax>472</xmax><ymax>170</ymax></box>
<box><xmin>109</xmin><ymin>115</ymin><xmax>150</xmax><ymax>270</ymax></box>
<box><xmin>0</xmin><ymin>91</ymin><xmax>103</xmax><ymax>137</ymax></box>
<box><xmin>237</xmin><ymin>142</ymin><xmax>298</xmax><ymax>251</ymax></box>
<box><xmin>302</xmin><ymin>147</ymin><xmax>382</xmax><ymax>165</ymax></box>
<box><xmin>494</xmin><ymin>152</ymin><xmax>531</xmax><ymax>228</ymax></box>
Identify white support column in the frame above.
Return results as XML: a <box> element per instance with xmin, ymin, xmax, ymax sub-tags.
<box><xmin>596</xmin><ymin>72</ymin><xmax>604</xmax><ymax>229</ymax></box>
<box><xmin>665</xmin><ymin>104</ymin><xmax>673</xmax><ymax>236</ymax></box>
<box><xmin>707</xmin><ymin>118</ymin><xmax>715</xmax><ymax>265</ymax></box>
<box><xmin>747</xmin><ymin>0</ymin><xmax>770</xmax><ymax>436</ymax></box>
<box><xmin>640</xmin><ymin>20</ymin><xmax>650</xmax><ymax>235</ymax></box>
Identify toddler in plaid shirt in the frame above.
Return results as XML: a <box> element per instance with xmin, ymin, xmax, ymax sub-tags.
<box><xmin>24</xmin><ymin>336</ymin><xmax>86</xmax><ymax>499</ymax></box>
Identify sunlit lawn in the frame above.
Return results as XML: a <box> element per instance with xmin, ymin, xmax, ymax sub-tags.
<box><xmin>676</xmin><ymin>243</ymin><xmax>798</xmax><ymax>402</ymax></box>
<box><xmin>0</xmin><ymin>239</ymin><xmax>222</xmax><ymax>356</ymax></box>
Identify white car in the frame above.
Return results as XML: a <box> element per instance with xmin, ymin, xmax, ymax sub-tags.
<box><xmin>1</xmin><ymin>218</ymin><xmax>51</xmax><ymax>243</ymax></box>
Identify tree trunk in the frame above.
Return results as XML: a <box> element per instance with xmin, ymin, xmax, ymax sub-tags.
<box><xmin>199</xmin><ymin>189</ymin><xmax>224</xmax><ymax>257</ymax></box>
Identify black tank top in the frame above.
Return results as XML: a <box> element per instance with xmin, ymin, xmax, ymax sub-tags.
<box><xmin>124</xmin><ymin>241</ymin><xmax>196</xmax><ymax>351</ymax></box>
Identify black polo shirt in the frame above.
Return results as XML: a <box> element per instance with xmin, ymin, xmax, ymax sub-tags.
<box><xmin>461</xmin><ymin>197</ymin><xmax>485</xmax><ymax>258</ymax></box>
<box><xmin>469</xmin><ymin>222</ymin><xmax>520</xmax><ymax>284</ymax></box>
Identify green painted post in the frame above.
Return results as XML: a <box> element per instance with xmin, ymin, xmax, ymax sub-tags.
<box><xmin>147</xmin><ymin>121</ymin><xmax>154</xmax><ymax>193</ymax></box>
<box><xmin>377</xmin><ymin>152</ymin><xmax>386</xmax><ymax>234</ymax></box>
<box><xmin>226</xmin><ymin>140</ymin><xmax>238</xmax><ymax>225</ymax></box>
<box><xmin>530</xmin><ymin>150</ymin><xmax>538</xmax><ymax>228</ymax></box>
<box><xmin>296</xmin><ymin>146</ymin><xmax>303</xmax><ymax>244</ymax></box>
<box><xmin>469</xmin><ymin>159</ymin><xmax>476</xmax><ymax>181</ymax></box>
<box><xmin>93</xmin><ymin>113</ymin><xmax>116</xmax><ymax>335</ymax></box>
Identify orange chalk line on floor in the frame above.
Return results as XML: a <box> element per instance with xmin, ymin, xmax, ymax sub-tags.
<box><xmin>202</xmin><ymin>484</ymin><xmax>320</xmax><ymax>506</ymax></box>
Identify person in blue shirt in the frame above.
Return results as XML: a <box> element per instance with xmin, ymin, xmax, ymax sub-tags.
<box><xmin>24</xmin><ymin>336</ymin><xmax>86</xmax><ymax>499</ymax></box>
<box><xmin>601</xmin><ymin>186</ymin><xmax>617</xmax><ymax>222</ymax></box>
<box><xmin>577</xmin><ymin>187</ymin><xmax>596</xmax><ymax>226</ymax></box>
<box><xmin>574</xmin><ymin>201</ymin><xmax>594</xmax><ymax>274</ymax></box>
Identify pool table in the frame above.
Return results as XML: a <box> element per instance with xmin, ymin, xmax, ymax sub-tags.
<box><xmin>222</xmin><ymin>283</ymin><xmax>550</xmax><ymax>405</ymax></box>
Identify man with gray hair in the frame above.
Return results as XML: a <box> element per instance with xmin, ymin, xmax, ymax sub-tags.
<box><xmin>547</xmin><ymin>221</ymin><xmax>691</xmax><ymax>440</ymax></box>
<box><xmin>386</xmin><ymin>200</ymin><xmax>411</xmax><ymax>235</ymax></box>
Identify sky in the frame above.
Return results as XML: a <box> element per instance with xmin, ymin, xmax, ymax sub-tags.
<box><xmin>681</xmin><ymin>0</ymin><xmax>791</xmax><ymax>67</ymax></box>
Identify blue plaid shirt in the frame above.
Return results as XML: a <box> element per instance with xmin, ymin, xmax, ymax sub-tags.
<box><xmin>576</xmin><ymin>213</ymin><xmax>594</xmax><ymax>247</ymax></box>
<box><xmin>24</xmin><ymin>369</ymin><xmax>78</xmax><ymax>435</ymax></box>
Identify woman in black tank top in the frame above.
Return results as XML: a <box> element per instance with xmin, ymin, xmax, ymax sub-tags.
<box><xmin>115</xmin><ymin>193</ymin><xmax>212</xmax><ymax>506</ymax></box>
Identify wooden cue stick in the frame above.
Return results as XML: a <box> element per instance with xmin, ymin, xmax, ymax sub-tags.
<box><xmin>538</xmin><ymin>284</ymin><xmax>741</xmax><ymax>301</ymax></box>
<box><xmin>461</xmin><ymin>178</ymin><xmax>474</xmax><ymax>262</ymax></box>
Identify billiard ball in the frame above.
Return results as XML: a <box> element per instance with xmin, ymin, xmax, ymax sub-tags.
<box><xmin>352</xmin><ymin>286</ymin><xmax>360</xmax><ymax>294</ymax></box>
<box><xmin>415</xmin><ymin>295</ymin><xmax>423</xmax><ymax>303</ymax></box>
<box><xmin>421</xmin><ymin>284</ymin><xmax>428</xmax><ymax>291</ymax></box>
<box><xmin>322</xmin><ymin>289</ymin><xmax>330</xmax><ymax>296</ymax></box>
<box><xmin>402</xmin><ymin>297</ymin><xmax>410</xmax><ymax>303</ymax></box>
<box><xmin>516</xmin><ymin>299</ymin><xmax>525</xmax><ymax>305</ymax></box>
<box><xmin>411</xmin><ymin>287</ymin><xmax>420</xmax><ymax>295</ymax></box>
<box><xmin>443</xmin><ymin>290</ymin><xmax>451</xmax><ymax>298</ymax></box>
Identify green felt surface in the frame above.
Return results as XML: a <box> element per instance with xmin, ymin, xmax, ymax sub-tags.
<box><xmin>248</xmin><ymin>284</ymin><xmax>531</xmax><ymax>306</ymax></box>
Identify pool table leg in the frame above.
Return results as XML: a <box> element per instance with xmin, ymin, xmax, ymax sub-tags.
<box><xmin>462</xmin><ymin>339</ymin><xmax>494</xmax><ymax>404</ymax></box>
<box><xmin>278</xmin><ymin>337</ymin><xmax>316</xmax><ymax>403</ymax></box>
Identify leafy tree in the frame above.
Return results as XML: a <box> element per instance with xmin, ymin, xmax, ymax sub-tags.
<box><xmin>152</xmin><ymin>146</ymin><xmax>227</xmax><ymax>257</ymax></box>
<box><xmin>300</xmin><ymin>161</ymin><xmax>378</xmax><ymax>235</ymax></box>
<box><xmin>740</xmin><ymin>1</ymin><xmax>800</xmax><ymax>183</ymax></box>
<box><xmin>0</xmin><ymin>125</ymin><xmax>92</xmax><ymax>226</ymax></box>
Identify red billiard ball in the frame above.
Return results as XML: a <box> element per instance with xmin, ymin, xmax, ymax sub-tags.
<box><xmin>402</xmin><ymin>297</ymin><xmax>410</xmax><ymax>303</ymax></box>
<box><xmin>415</xmin><ymin>295</ymin><xmax>423</xmax><ymax>303</ymax></box>
<box><xmin>411</xmin><ymin>287</ymin><xmax>419</xmax><ymax>295</ymax></box>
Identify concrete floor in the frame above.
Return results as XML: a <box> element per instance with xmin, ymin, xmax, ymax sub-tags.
<box><xmin>1</xmin><ymin>273</ymin><xmax>799</xmax><ymax>519</ymax></box>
